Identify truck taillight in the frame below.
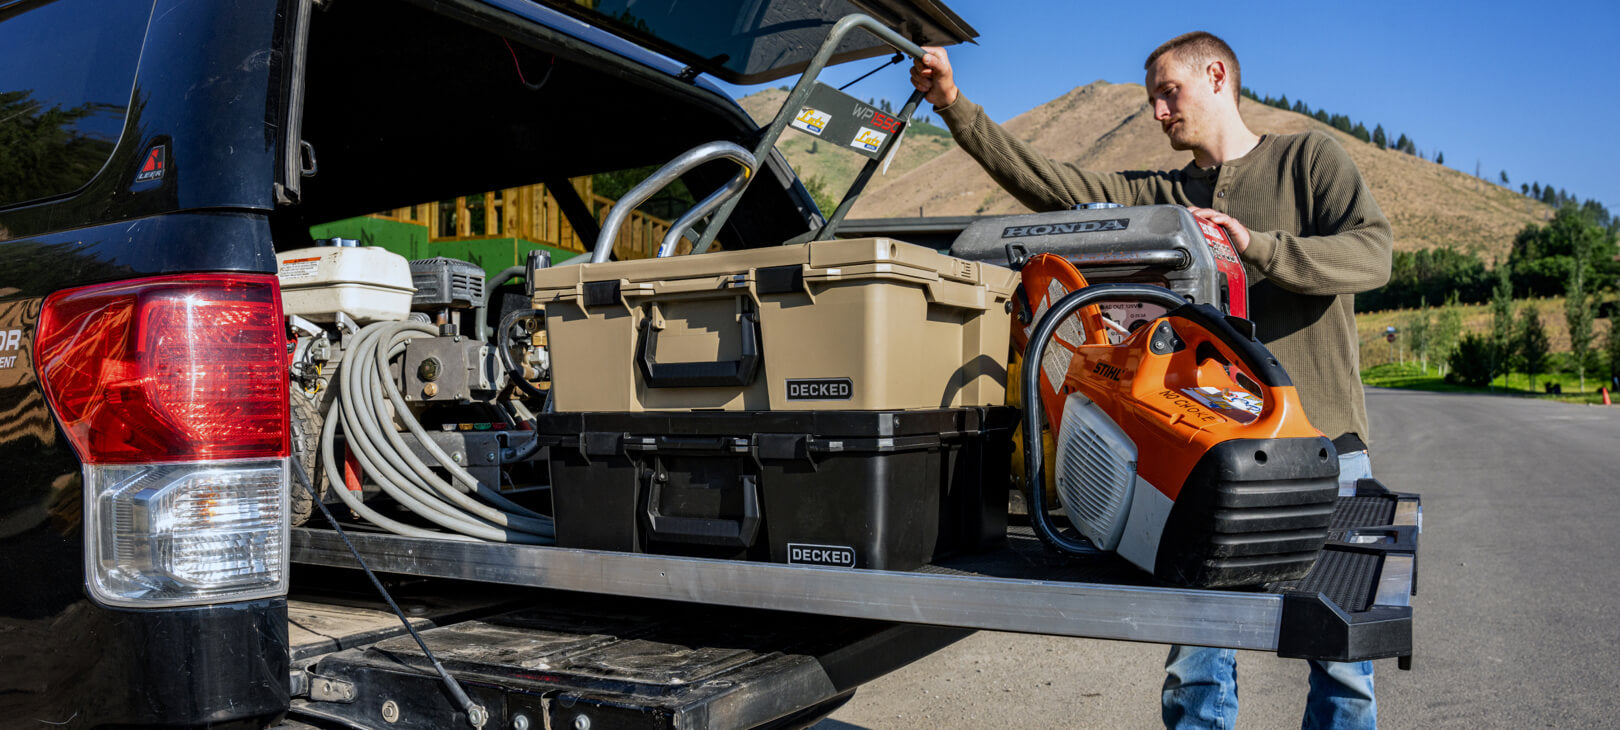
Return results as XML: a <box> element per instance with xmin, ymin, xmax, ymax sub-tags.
<box><xmin>36</xmin><ymin>275</ymin><xmax>290</xmax><ymax>607</ymax></box>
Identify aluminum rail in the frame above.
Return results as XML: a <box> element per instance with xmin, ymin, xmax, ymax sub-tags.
<box><xmin>292</xmin><ymin>528</ymin><xmax>1286</xmax><ymax>650</ymax></box>
<box><xmin>591</xmin><ymin>141</ymin><xmax>754</xmax><ymax>263</ymax></box>
<box><xmin>693</xmin><ymin>14</ymin><xmax>928</xmax><ymax>254</ymax></box>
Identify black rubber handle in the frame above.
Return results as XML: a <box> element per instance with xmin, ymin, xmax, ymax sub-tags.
<box><xmin>636</xmin><ymin>305</ymin><xmax>762</xmax><ymax>388</ymax></box>
<box><xmin>644</xmin><ymin>473</ymin><xmax>762</xmax><ymax>548</ymax></box>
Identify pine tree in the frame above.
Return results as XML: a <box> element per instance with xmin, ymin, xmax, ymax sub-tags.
<box><xmin>1533</xmin><ymin>182</ymin><xmax>1542</xmax><ymax>199</ymax></box>
<box><xmin>1351</xmin><ymin>122</ymin><xmax>1370</xmax><ymax>143</ymax></box>
<box><xmin>1521</xmin><ymin>183</ymin><xmax>1530</xmax><ymax>196</ymax></box>
<box><xmin>1518</xmin><ymin>303</ymin><xmax>1550</xmax><ymax>392</ymax></box>
<box><xmin>1395</xmin><ymin>133</ymin><xmax>1410</xmax><ymax>152</ymax></box>
<box><xmin>1436</xmin><ymin>150</ymin><xmax>1444</xmax><ymax>165</ymax></box>
<box><xmin>1500</xmin><ymin>170</ymin><xmax>1510</xmax><ymax>186</ymax></box>
<box><xmin>1372</xmin><ymin>124</ymin><xmax>1387</xmax><ymax>149</ymax></box>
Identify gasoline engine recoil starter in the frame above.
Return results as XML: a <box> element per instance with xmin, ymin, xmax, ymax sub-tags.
<box><xmin>1015</xmin><ymin>253</ymin><xmax>1341</xmax><ymax>588</ymax></box>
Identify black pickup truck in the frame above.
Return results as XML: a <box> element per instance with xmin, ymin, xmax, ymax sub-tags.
<box><xmin>0</xmin><ymin>1</ymin><xmax>1418</xmax><ymax>728</ymax></box>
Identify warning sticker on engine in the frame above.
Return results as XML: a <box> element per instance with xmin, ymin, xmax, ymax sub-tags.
<box><xmin>277</xmin><ymin>256</ymin><xmax>322</xmax><ymax>282</ymax></box>
<box><xmin>788</xmin><ymin>543</ymin><xmax>856</xmax><ymax>568</ymax></box>
<box><xmin>1196</xmin><ymin>219</ymin><xmax>1242</xmax><ymax>265</ymax></box>
<box><xmin>1182</xmin><ymin>386</ymin><xmax>1262</xmax><ymax>424</ymax></box>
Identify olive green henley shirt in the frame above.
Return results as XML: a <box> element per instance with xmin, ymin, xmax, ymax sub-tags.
<box><xmin>938</xmin><ymin>94</ymin><xmax>1393</xmax><ymax>443</ymax></box>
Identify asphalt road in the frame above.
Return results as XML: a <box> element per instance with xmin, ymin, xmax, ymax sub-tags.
<box><xmin>818</xmin><ymin>388</ymin><xmax>1620</xmax><ymax>728</ymax></box>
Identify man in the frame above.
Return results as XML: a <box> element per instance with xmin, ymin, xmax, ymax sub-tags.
<box><xmin>912</xmin><ymin>32</ymin><xmax>1392</xmax><ymax>729</ymax></box>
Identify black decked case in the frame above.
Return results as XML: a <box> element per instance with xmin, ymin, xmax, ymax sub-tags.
<box><xmin>536</xmin><ymin>407</ymin><xmax>1018</xmax><ymax>571</ymax></box>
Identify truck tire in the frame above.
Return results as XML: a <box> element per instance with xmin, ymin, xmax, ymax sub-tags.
<box><xmin>290</xmin><ymin>387</ymin><xmax>327</xmax><ymax>526</ymax></box>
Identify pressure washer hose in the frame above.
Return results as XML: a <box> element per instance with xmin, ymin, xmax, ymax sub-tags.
<box><xmin>318</xmin><ymin>319</ymin><xmax>554</xmax><ymax>543</ymax></box>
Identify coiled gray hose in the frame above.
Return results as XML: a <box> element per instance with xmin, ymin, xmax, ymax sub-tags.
<box><xmin>318</xmin><ymin>319</ymin><xmax>554</xmax><ymax>543</ymax></box>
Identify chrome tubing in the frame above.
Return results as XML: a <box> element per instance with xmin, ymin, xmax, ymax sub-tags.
<box><xmin>693</xmin><ymin>13</ymin><xmax>929</xmax><ymax>254</ymax></box>
<box><xmin>591</xmin><ymin>141</ymin><xmax>754</xmax><ymax>263</ymax></box>
<box><xmin>1021</xmin><ymin>283</ymin><xmax>1190</xmax><ymax>555</ymax></box>
<box><xmin>656</xmin><ymin>146</ymin><xmax>756</xmax><ymax>257</ymax></box>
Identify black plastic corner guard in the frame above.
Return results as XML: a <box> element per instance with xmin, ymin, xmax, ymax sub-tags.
<box><xmin>1278</xmin><ymin>593</ymin><xmax>1412</xmax><ymax>664</ymax></box>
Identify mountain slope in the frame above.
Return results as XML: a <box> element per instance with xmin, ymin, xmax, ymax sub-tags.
<box><xmin>742</xmin><ymin>82</ymin><xmax>1548</xmax><ymax>258</ymax></box>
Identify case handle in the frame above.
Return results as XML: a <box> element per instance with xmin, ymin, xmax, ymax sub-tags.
<box><xmin>644</xmin><ymin>473</ymin><xmax>761</xmax><ymax>548</ymax></box>
<box><xmin>635</xmin><ymin>303</ymin><xmax>763</xmax><ymax>388</ymax></box>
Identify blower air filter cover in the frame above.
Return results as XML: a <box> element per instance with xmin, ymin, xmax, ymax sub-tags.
<box><xmin>1055</xmin><ymin>393</ymin><xmax>1138</xmax><ymax>551</ymax></box>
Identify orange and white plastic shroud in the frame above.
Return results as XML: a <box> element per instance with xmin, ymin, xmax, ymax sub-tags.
<box><xmin>1017</xmin><ymin>254</ymin><xmax>1320</xmax><ymax>502</ymax></box>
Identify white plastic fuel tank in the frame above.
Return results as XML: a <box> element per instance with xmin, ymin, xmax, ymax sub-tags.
<box><xmin>276</xmin><ymin>241</ymin><xmax>415</xmax><ymax>323</ymax></box>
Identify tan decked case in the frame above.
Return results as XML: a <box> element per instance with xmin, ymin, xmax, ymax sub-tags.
<box><xmin>531</xmin><ymin>238</ymin><xmax>1018</xmax><ymax>412</ymax></box>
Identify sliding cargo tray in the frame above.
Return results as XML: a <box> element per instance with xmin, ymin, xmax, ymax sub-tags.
<box><xmin>291</xmin><ymin>479</ymin><xmax>1418</xmax><ymax>664</ymax></box>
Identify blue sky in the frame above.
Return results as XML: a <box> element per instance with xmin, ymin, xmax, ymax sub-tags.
<box><xmin>724</xmin><ymin>0</ymin><xmax>1620</xmax><ymax>215</ymax></box>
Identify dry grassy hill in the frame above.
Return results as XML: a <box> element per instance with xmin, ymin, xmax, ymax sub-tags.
<box><xmin>741</xmin><ymin>82</ymin><xmax>1550</xmax><ymax>260</ymax></box>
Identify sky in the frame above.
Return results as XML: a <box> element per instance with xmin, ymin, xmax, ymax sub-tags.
<box><xmin>723</xmin><ymin>0</ymin><xmax>1620</xmax><ymax>215</ymax></box>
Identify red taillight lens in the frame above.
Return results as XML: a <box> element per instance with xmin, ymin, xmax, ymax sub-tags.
<box><xmin>36</xmin><ymin>274</ymin><xmax>290</xmax><ymax>463</ymax></box>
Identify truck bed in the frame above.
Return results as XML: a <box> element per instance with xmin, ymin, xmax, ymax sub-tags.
<box><xmin>281</xmin><ymin>578</ymin><xmax>968</xmax><ymax>729</ymax></box>
<box><xmin>284</xmin><ymin>480</ymin><xmax>1416</xmax><ymax>728</ymax></box>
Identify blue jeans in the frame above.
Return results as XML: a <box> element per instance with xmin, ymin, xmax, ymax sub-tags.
<box><xmin>1161</xmin><ymin>451</ymin><xmax>1377</xmax><ymax>730</ymax></box>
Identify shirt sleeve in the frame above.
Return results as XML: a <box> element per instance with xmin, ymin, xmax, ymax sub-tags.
<box><xmin>1239</xmin><ymin>132</ymin><xmax>1393</xmax><ymax>296</ymax></box>
<box><xmin>937</xmin><ymin>93</ymin><xmax>1153</xmax><ymax>211</ymax></box>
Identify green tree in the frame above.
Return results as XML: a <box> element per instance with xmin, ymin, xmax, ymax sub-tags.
<box><xmin>1500</xmin><ymin>170</ymin><xmax>1510</xmax><ymax>186</ymax></box>
<box><xmin>1606</xmin><ymin>322</ymin><xmax>1620</xmax><ymax>392</ymax></box>
<box><xmin>1406</xmin><ymin>298</ymin><xmax>1433</xmax><ymax>372</ymax></box>
<box><xmin>1351</xmin><ymin>122</ymin><xmax>1371</xmax><ymax>144</ymax></box>
<box><xmin>802</xmin><ymin>174</ymin><xmax>837</xmax><ymax>216</ymax></box>
<box><xmin>1372</xmin><ymin>124</ymin><xmax>1387</xmax><ymax>149</ymax></box>
<box><xmin>1517</xmin><ymin>303</ymin><xmax>1551</xmax><ymax>392</ymax></box>
<box><xmin>1564</xmin><ymin>235</ymin><xmax>1597</xmax><ymax>392</ymax></box>
<box><xmin>1489</xmin><ymin>267</ymin><xmax>1516</xmax><ymax>385</ymax></box>
<box><xmin>1521</xmin><ymin>183</ymin><xmax>1530</xmax><ymax>196</ymax></box>
<box><xmin>1508</xmin><ymin>206</ymin><xmax>1620</xmax><ymax>298</ymax></box>
<box><xmin>1448</xmin><ymin>333</ymin><xmax>1495</xmax><ymax>386</ymax></box>
<box><xmin>1436</xmin><ymin>150</ymin><xmax>1444</xmax><ymax>165</ymax></box>
<box><xmin>1432</xmin><ymin>293</ymin><xmax>1466</xmax><ymax>377</ymax></box>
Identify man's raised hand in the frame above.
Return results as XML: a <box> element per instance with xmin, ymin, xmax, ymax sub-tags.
<box><xmin>910</xmin><ymin>46</ymin><xmax>959</xmax><ymax>108</ymax></box>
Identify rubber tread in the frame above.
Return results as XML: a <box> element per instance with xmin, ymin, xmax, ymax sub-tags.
<box><xmin>1288</xmin><ymin>549</ymin><xmax>1381</xmax><ymax>612</ymax></box>
<box><xmin>1330</xmin><ymin>495</ymin><xmax>1397</xmax><ymax>530</ymax></box>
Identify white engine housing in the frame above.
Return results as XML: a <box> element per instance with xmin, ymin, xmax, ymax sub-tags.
<box><xmin>276</xmin><ymin>245</ymin><xmax>415</xmax><ymax>324</ymax></box>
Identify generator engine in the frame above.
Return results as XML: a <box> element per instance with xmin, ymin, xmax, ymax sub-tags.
<box><xmin>277</xmin><ymin>239</ymin><xmax>552</xmax><ymax>540</ymax></box>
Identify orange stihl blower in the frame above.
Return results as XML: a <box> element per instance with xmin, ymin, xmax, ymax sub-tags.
<box><xmin>1013</xmin><ymin>253</ymin><xmax>1339</xmax><ymax>588</ymax></box>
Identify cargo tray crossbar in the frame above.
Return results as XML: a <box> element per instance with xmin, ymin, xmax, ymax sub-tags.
<box><xmin>292</xmin><ymin>481</ymin><xmax>1416</xmax><ymax>661</ymax></box>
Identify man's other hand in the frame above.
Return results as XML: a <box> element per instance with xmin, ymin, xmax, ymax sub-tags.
<box><xmin>911</xmin><ymin>46</ymin><xmax>959</xmax><ymax>108</ymax></box>
<box><xmin>1187</xmin><ymin>206</ymin><xmax>1252</xmax><ymax>253</ymax></box>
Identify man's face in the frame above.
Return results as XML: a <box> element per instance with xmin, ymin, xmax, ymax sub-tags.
<box><xmin>1145</xmin><ymin>52</ymin><xmax>1221</xmax><ymax>153</ymax></box>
